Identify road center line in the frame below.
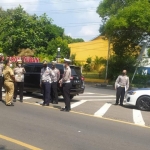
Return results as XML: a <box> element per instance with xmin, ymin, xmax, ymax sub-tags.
<box><xmin>133</xmin><ymin>109</ymin><xmax>145</xmax><ymax>126</ymax></box>
<box><xmin>0</xmin><ymin>134</ymin><xmax>42</xmax><ymax>150</ymax></box>
<box><xmin>71</xmin><ymin>100</ymin><xmax>87</xmax><ymax>108</ymax></box>
<box><xmin>94</xmin><ymin>103</ymin><xmax>112</xmax><ymax>117</ymax></box>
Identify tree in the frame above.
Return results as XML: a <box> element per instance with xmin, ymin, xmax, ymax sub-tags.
<box><xmin>93</xmin><ymin>56</ymin><xmax>106</xmax><ymax>71</ymax></box>
<box><xmin>47</xmin><ymin>37</ymin><xmax>70</xmax><ymax>59</ymax></box>
<box><xmin>97</xmin><ymin>0</ymin><xmax>150</xmax><ymax>57</ymax></box>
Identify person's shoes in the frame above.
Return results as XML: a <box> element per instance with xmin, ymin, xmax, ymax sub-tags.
<box><xmin>114</xmin><ymin>103</ymin><xmax>118</xmax><ymax>105</ymax></box>
<box><xmin>53</xmin><ymin>101</ymin><xmax>58</xmax><ymax>104</ymax></box>
<box><xmin>120</xmin><ymin>103</ymin><xmax>123</xmax><ymax>106</ymax></box>
<box><xmin>13</xmin><ymin>99</ymin><xmax>16</xmax><ymax>102</ymax></box>
<box><xmin>6</xmin><ymin>103</ymin><xmax>14</xmax><ymax>106</ymax></box>
<box><xmin>60</xmin><ymin>108</ymin><xmax>66</xmax><ymax>111</ymax></box>
<box><xmin>42</xmin><ymin>103</ymin><xmax>49</xmax><ymax>106</ymax></box>
<box><xmin>60</xmin><ymin>108</ymin><xmax>71</xmax><ymax>112</ymax></box>
<box><xmin>20</xmin><ymin>100</ymin><xmax>23</xmax><ymax>103</ymax></box>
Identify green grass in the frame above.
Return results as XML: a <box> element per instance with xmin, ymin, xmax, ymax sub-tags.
<box><xmin>82</xmin><ymin>72</ymin><xmax>102</xmax><ymax>79</ymax></box>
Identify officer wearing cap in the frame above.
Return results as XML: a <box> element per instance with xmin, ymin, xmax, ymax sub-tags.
<box><xmin>59</xmin><ymin>58</ymin><xmax>71</xmax><ymax>112</ymax></box>
<box><xmin>13</xmin><ymin>59</ymin><xmax>26</xmax><ymax>102</ymax></box>
<box><xmin>0</xmin><ymin>53</ymin><xmax>4</xmax><ymax>101</ymax></box>
<box><xmin>3</xmin><ymin>59</ymin><xmax>15</xmax><ymax>106</ymax></box>
<box><xmin>40</xmin><ymin>60</ymin><xmax>54</xmax><ymax>106</ymax></box>
<box><xmin>51</xmin><ymin>61</ymin><xmax>60</xmax><ymax>104</ymax></box>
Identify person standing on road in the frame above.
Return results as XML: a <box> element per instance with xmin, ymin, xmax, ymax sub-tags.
<box><xmin>59</xmin><ymin>58</ymin><xmax>71</xmax><ymax>112</ymax></box>
<box><xmin>40</xmin><ymin>60</ymin><xmax>54</xmax><ymax>106</ymax></box>
<box><xmin>13</xmin><ymin>59</ymin><xmax>26</xmax><ymax>102</ymax></box>
<box><xmin>51</xmin><ymin>61</ymin><xmax>60</xmax><ymax>104</ymax></box>
<box><xmin>0</xmin><ymin>53</ymin><xmax>4</xmax><ymax>101</ymax></box>
<box><xmin>3</xmin><ymin>59</ymin><xmax>15</xmax><ymax>106</ymax></box>
<box><xmin>115</xmin><ymin>70</ymin><xmax>129</xmax><ymax>106</ymax></box>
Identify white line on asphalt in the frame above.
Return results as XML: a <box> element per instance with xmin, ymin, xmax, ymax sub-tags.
<box><xmin>71</xmin><ymin>100</ymin><xmax>87</xmax><ymax>109</ymax></box>
<box><xmin>80</xmin><ymin>99</ymin><xmax>115</xmax><ymax>101</ymax></box>
<box><xmin>94</xmin><ymin>103</ymin><xmax>112</xmax><ymax>117</ymax></box>
<box><xmin>2</xmin><ymin>94</ymin><xmax>31</xmax><ymax>100</ymax></box>
<box><xmin>75</xmin><ymin>95</ymin><xmax>116</xmax><ymax>97</ymax></box>
<box><xmin>133</xmin><ymin>109</ymin><xmax>145</xmax><ymax>126</ymax></box>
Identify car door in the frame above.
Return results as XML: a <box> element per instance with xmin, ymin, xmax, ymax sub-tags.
<box><xmin>24</xmin><ymin>64</ymin><xmax>34</xmax><ymax>91</ymax></box>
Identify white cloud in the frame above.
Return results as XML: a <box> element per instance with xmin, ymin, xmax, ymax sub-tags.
<box><xmin>0</xmin><ymin>0</ymin><xmax>40</xmax><ymax>12</ymax></box>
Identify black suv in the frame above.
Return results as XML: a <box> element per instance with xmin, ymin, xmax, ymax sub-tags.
<box><xmin>23</xmin><ymin>63</ymin><xmax>85</xmax><ymax>99</ymax></box>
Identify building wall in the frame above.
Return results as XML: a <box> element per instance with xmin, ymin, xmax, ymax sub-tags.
<box><xmin>68</xmin><ymin>36</ymin><xmax>109</xmax><ymax>63</ymax></box>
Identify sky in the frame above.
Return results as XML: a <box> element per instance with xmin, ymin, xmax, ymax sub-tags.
<box><xmin>0</xmin><ymin>0</ymin><xmax>102</xmax><ymax>42</ymax></box>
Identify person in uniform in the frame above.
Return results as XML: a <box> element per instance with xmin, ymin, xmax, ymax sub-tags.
<box><xmin>51</xmin><ymin>61</ymin><xmax>60</xmax><ymax>104</ymax></box>
<box><xmin>0</xmin><ymin>53</ymin><xmax>4</xmax><ymax>101</ymax></box>
<box><xmin>59</xmin><ymin>58</ymin><xmax>72</xmax><ymax>112</ymax></box>
<box><xmin>3</xmin><ymin>59</ymin><xmax>15</xmax><ymax>106</ymax></box>
<box><xmin>13</xmin><ymin>59</ymin><xmax>26</xmax><ymax>102</ymax></box>
<box><xmin>40</xmin><ymin>60</ymin><xmax>54</xmax><ymax>106</ymax></box>
<box><xmin>115</xmin><ymin>70</ymin><xmax>129</xmax><ymax>106</ymax></box>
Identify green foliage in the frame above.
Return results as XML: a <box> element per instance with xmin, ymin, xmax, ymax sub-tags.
<box><xmin>64</xmin><ymin>35</ymin><xmax>84</xmax><ymax>44</ymax></box>
<box><xmin>93</xmin><ymin>56</ymin><xmax>106</xmax><ymax>71</ymax></box>
<box><xmin>86</xmin><ymin>57</ymin><xmax>92</xmax><ymax>64</ymax></box>
<box><xmin>107</xmin><ymin>55</ymin><xmax>136</xmax><ymax>80</ymax></box>
<box><xmin>147</xmin><ymin>48</ymin><xmax>150</xmax><ymax>57</ymax></box>
<box><xmin>70</xmin><ymin>53</ymin><xmax>76</xmax><ymax>65</ymax></box>
<box><xmin>47</xmin><ymin>37</ymin><xmax>70</xmax><ymax>59</ymax></box>
<box><xmin>0</xmin><ymin>6</ymin><xmax>84</xmax><ymax>58</ymax></box>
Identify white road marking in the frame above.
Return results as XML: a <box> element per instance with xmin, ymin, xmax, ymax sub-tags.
<box><xmin>2</xmin><ymin>93</ymin><xmax>31</xmax><ymax>100</ymax></box>
<box><xmin>71</xmin><ymin>100</ymin><xmax>87</xmax><ymax>109</ymax></box>
<box><xmin>133</xmin><ymin>109</ymin><xmax>145</xmax><ymax>126</ymax></box>
<box><xmin>80</xmin><ymin>99</ymin><xmax>114</xmax><ymax>101</ymax></box>
<box><xmin>84</xmin><ymin>92</ymin><xmax>95</xmax><ymax>94</ymax></box>
<box><xmin>75</xmin><ymin>95</ymin><xmax>115</xmax><ymax>97</ymax></box>
<box><xmin>94</xmin><ymin>103</ymin><xmax>112</xmax><ymax>117</ymax></box>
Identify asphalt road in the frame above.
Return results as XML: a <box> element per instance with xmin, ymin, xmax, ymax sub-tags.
<box><xmin>0</xmin><ymin>85</ymin><xmax>150</xmax><ymax>150</ymax></box>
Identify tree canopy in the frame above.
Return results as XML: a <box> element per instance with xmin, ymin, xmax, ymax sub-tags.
<box><xmin>0</xmin><ymin>5</ymin><xmax>84</xmax><ymax>61</ymax></box>
<box><xmin>97</xmin><ymin>0</ymin><xmax>150</xmax><ymax>56</ymax></box>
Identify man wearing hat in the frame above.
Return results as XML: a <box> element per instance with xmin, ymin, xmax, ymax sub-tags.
<box><xmin>0</xmin><ymin>53</ymin><xmax>4</xmax><ymax>101</ymax></box>
<box><xmin>13</xmin><ymin>59</ymin><xmax>26</xmax><ymax>102</ymax></box>
<box><xmin>40</xmin><ymin>60</ymin><xmax>54</xmax><ymax>106</ymax></box>
<box><xmin>59</xmin><ymin>58</ymin><xmax>72</xmax><ymax>112</ymax></box>
<box><xmin>51</xmin><ymin>61</ymin><xmax>60</xmax><ymax>104</ymax></box>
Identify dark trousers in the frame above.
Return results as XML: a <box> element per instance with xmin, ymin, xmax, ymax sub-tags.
<box><xmin>51</xmin><ymin>82</ymin><xmax>58</xmax><ymax>103</ymax></box>
<box><xmin>0</xmin><ymin>76</ymin><xmax>3</xmax><ymax>100</ymax></box>
<box><xmin>14</xmin><ymin>82</ymin><xmax>24</xmax><ymax>100</ymax></box>
<box><xmin>116</xmin><ymin>87</ymin><xmax>125</xmax><ymax>104</ymax></box>
<box><xmin>62</xmin><ymin>83</ymin><xmax>71</xmax><ymax>110</ymax></box>
<box><xmin>42</xmin><ymin>82</ymin><xmax>51</xmax><ymax>104</ymax></box>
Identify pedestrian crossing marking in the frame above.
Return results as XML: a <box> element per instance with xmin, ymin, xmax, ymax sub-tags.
<box><xmin>71</xmin><ymin>100</ymin><xmax>87</xmax><ymax>109</ymax></box>
<box><xmin>94</xmin><ymin>103</ymin><xmax>112</xmax><ymax>117</ymax></box>
<box><xmin>76</xmin><ymin>95</ymin><xmax>115</xmax><ymax>98</ymax></box>
<box><xmin>133</xmin><ymin>109</ymin><xmax>145</xmax><ymax>126</ymax></box>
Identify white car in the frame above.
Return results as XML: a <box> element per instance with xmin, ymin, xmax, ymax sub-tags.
<box><xmin>126</xmin><ymin>88</ymin><xmax>150</xmax><ymax>111</ymax></box>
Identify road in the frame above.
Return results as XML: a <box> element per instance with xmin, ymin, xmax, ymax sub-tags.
<box><xmin>0</xmin><ymin>85</ymin><xmax>150</xmax><ymax>150</ymax></box>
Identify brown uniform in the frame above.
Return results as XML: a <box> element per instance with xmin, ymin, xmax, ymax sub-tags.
<box><xmin>13</xmin><ymin>67</ymin><xmax>26</xmax><ymax>102</ymax></box>
<box><xmin>0</xmin><ymin>62</ymin><xmax>4</xmax><ymax>100</ymax></box>
<box><xmin>3</xmin><ymin>66</ymin><xmax>14</xmax><ymax>105</ymax></box>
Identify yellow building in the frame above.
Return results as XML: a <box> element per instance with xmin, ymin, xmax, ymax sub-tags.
<box><xmin>68</xmin><ymin>36</ymin><xmax>109</xmax><ymax>63</ymax></box>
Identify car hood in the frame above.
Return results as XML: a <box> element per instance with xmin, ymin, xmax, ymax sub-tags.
<box><xmin>129</xmin><ymin>88</ymin><xmax>150</xmax><ymax>92</ymax></box>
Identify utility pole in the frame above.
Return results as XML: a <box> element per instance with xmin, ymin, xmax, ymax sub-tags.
<box><xmin>104</xmin><ymin>38</ymin><xmax>110</xmax><ymax>83</ymax></box>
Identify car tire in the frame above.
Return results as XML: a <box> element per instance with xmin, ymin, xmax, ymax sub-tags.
<box><xmin>136</xmin><ymin>96</ymin><xmax>150</xmax><ymax>111</ymax></box>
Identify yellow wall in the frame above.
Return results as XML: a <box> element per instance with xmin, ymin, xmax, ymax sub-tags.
<box><xmin>68</xmin><ymin>36</ymin><xmax>109</xmax><ymax>63</ymax></box>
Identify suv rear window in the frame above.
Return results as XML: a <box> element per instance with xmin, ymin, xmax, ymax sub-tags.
<box><xmin>70</xmin><ymin>66</ymin><xmax>81</xmax><ymax>76</ymax></box>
